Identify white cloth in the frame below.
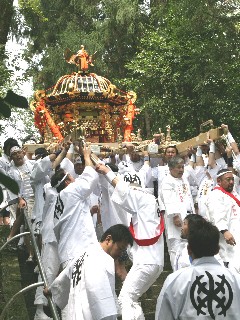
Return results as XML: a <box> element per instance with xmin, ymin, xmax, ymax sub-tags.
<box><xmin>111</xmin><ymin>180</ymin><xmax>164</xmax><ymax>266</ymax></box>
<box><xmin>206</xmin><ymin>188</ymin><xmax>240</xmax><ymax>271</ymax></box>
<box><xmin>98</xmin><ymin>174</ymin><xmax>130</xmax><ymax>231</ymax></box>
<box><xmin>30</xmin><ymin>156</ymin><xmax>52</xmax><ymax>222</ymax></box>
<box><xmin>0</xmin><ymin>153</ymin><xmax>11</xmax><ymax>175</ymax></box>
<box><xmin>160</xmin><ymin>174</ymin><xmax>195</xmax><ymax>240</ymax></box>
<box><xmin>118</xmin><ymin>161</ymin><xmax>152</xmax><ymax>189</ymax></box>
<box><xmin>41</xmin><ymin>183</ymin><xmax>58</xmax><ymax>244</ymax></box>
<box><xmin>8</xmin><ymin>160</ymin><xmax>34</xmax><ymax>199</ymax></box>
<box><xmin>119</xmin><ymin>264</ymin><xmax>162</xmax><ymax>320</ymax></box>
<box><xmin>50</xmin><ymin>243</ymin><xmax>117</xmax><ymax>320</ymax></box>
<box><xmin>34</xmin><ymin>242</ymin><xmax>60</xmax><ymax>306</ymax></box>
<box><xmin>60</xmin><ymin>157</ymin><xmax>79</xmax><ymax>179</ymax></box>
<box><xmin>111</xmin><ymin>180</ymin><xmax>164</xmax><ymax>320</ymax></box>
<box><xmin>196</xmin><ymin>177</ymin><xmax>214</xmax><ymax>219</ymax></box>
<box><xmin>155</xmin><ymin>256</ymin><xmax>240</xmax><ymax>320</ymax></box>
<box><xmin>233</xmin><ymin>154</ymin><xmax>240</xmax><ymax>174</ymax></box>
<box><xmin>0</xmin><ymin>154</ymin><xmax>12</xmax><ymax>214</ymax></box>
<box><xmin>160</xmin><ymin>173</ymin><xmax>195</xmax><ymax>269</ymax></box>
<box><xmin>53</xmin><ymin>166</ymin><xmax>99</xmax><ymax>264</ymax></box>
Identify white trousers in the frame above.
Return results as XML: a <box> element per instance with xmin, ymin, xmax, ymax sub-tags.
<box><xmin>118</xmin><ymin>263</ymin><xmax>162</xmax><ymax>320</ymax></box>
<box><xmin>34</xmin><ymin>242</ymin><xmax>60</xmax><ymax>305</ymax></box>
<box><xmin>166</xmin><ymin>237</ymin><xmax>182</xmax><ymax>271</ymax></box>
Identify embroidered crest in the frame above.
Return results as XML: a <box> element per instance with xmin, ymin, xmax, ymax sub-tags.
<box><xmin>54</xmin><ymin>196</ymin><xmax>64</xmax><ymax>220</ymax></box>
<box><xmin>190</xmin><ymin>271</ymin><xmax>233</xmax><ymax>319</ymax></box>
<box><xmin>124</xmin><ymin>172</ymin><xmax>141</xmax><ymax>186</ymax></box>
<box><xmin>156</xmin><ymin>198</ymin><xmax>161</xmax><ymax>217</ymax></box>
<box><xmin>72</xmin><ymin>252</ymin><xmax>87</xmax><ymax>287</ymax></box>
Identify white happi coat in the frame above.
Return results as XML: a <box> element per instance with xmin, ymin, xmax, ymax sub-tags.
<box><xmin>0</xmin><ymin>153</ymin><xmax>11</xmax><ymax>174</ymax></box>
<box><xmin>41</xmin><ymin>182</ymin><xmax>58</xmax><ymax>244</ymax></box>
<box><xmin>196</xmin><ymin>176</ymin><xmax>214</xmax><ymax>219</ymax></box>
<box><xmin>206</xmin><ymin>188</ymin><xmax>240</xmax><ymax>271</ymax></box>
<box><xmin>152</xmin><ymin>165</ymin><xmax>170</xmax><ymax>194</ymax></box>
<box><xmin>30</xmin><ymin>156</ymin><xmax>53</xmax><ymax>222</ymax></box>
<box><xmin>156</xmin><ymin>256</ymin><xmax>240</xmax><ymax>320</ymax></box>
<box><xmin>111</xmin><ymin>180</ymin><xmax>164</xmax><ymax>266</ymax></box>
<box><xmin>98</xmin><ymin>174</ymin><xmax>130</xmax><ymax>232</ymax></box>
<box><xmin>160</xmin><ymin>174</ymin><xmax>195</xmax><ymax>240</ymax></box>
<box><xmin>8</xmin><ymin>159</ymin><xmax>34</xmax><ymax>199</ymax></box>
<box><xmin>0</xmin><ymin>154</ymin><xmax>12</xmax><ymax>211</ymax></box>
<box><xmin>50</xmin><ymin>243</ymin><xmax>117</xmax><ymax>320</ymax></box>
<box><xmin>233</xmin><ymin>154</ymin><xmax>240</xmax><ymax>175</ymax></box>
<box><xmin>54</xmin><ymin>166</ymin><xmax>99</xmax><ymax>265</ymax></box>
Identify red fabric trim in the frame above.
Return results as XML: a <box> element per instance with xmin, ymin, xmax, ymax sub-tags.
<box><xmin>214</xmin><ymin>186</ymin><xmax>240</xmax><ymax>207</ymax></box>
<box><xmin>129</xmin><ymin>214</ymin><xmax>165</xmax><ymax>246</ymax></box>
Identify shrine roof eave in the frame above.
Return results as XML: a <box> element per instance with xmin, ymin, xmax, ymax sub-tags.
<box><xmin>42</xmin><ymin>92</ymin><xmax>129</xmax><ymax>107</ymax></box>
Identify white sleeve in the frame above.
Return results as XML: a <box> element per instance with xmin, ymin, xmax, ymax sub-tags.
<box><xmin>206</xmin><ymin>191</ymin><xmax>229</xmax><ymax>231</ymax></box>
<box><xmin>155</xmin><ymin>277</ymin><xmax>174</xmax><ymax>320</ymax></box>
<box><xmin>233</xmin><ymin>154</ymin><xmax>240</xmax><ymax>174</ymax></box>
<box><xmin>74</xmin><ymin>166</ymin><xmax>99</xmax><ymax>200</ymax></box>
<box><xmin>50</xmin><ymin>264</ymin><xmax>71</xmax><ymax>309</ymax></box>
<box><xmin>30</xmin><ymin>157</ymin><xmax>52</xmax><ymax>182</ymax></box>
<box><xmin>111</xmin><ymin>180</ymin><xmax>137</xmax><ymax>214</ymax></box>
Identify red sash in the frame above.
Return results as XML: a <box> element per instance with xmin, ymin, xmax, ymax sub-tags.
<box><xmin>214</xmin><ymin>186</ymin><xmax>240</xmax><ymax>207</ymax></box>
<box><xmin>129</xmin><ymin>214</ymin><xmax>165</xmax><ymax>246</ymax></box>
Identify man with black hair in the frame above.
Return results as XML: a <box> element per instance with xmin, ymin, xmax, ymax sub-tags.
<box><xmin>160</xmin><ymin>156</ymin><xmax>195</xmax><ymax>270</ymax></box>
<box><xmin>96</xmin><ymin>162</ymin><xmax>164</xmax><ymax>320</ymax></box>
<box><xmin>51</xmin><ymin>145</ymin><xmax>99</xmax><ymax>269</ymax></box>
<box><xmin>155</xmin><ymin>219</ymin><xmax>240</xmax><ymax>319</ymax></box>
<box><xmin>152</xmin><ymin>145</ymin><xmax>179</xmax><ymax>194</ymax></box>
<box><xmin>174</xmin><ymin>214</ymin><xmax>206</xmax><ymax>270</ymax></box>
<box><xmin>6</xmin><ymin>145</ymin><xmax>36</xmax><ymax>261</ymax></box>
<box><xmin>30</xmin><ymin>145</ymin><xmax>69</xmax><ymax>234</ymax></box>
<box><xmin>0</xmin><ymin>138</ymin><xmax>20</xmax><ymax>225</ymax></box>
<box><xmin>206</xmin><ymin>168</ymin><xmax>240</xmax><ymax>272</ymax></box>
<box><xmin>45</xmin><ymin>224</ymin><xmax>133</xmax><ymax>320</ymax></box>
<box><xmin>33</xmin><ymin>144</ymin><xmax>73</xmax><ymax>320</ymax></box>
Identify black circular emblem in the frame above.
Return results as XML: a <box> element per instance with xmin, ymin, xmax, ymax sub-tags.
<box><xmin>190</xmin><ymin>271</ymin><xmax>233</xmax><ymax>319</ymax></box>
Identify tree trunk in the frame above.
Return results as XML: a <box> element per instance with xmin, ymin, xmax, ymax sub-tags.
<box><xmin>144</xmin><ymin>109</ymin><xmax>151</xmax><ymax>138</ymax></box>
<box><xmin>0</xmin><ymin>0</ymin><xmax>14</xmax><ymax>46</ymax></box>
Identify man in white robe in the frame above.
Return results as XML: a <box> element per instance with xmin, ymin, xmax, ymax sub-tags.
<box><xmin>0</xmin><ymin>138</ymin><xmax>20</xmax><ymax>225</ymax></box>
<box><xmin>45</xmin><ymin>224</ymin><xmax>133</xmax><ymax>320</ymax></box>
<box><xmin>206</xmin><ymin>169</ymin><xmax>240</xmax><ymax>272</ymax></box>
<box><xmin>155</xmin><ymin>219</ymin><xmax>240</xmax><ymax>320</ymax></box>
<box><xmin>51</xmin><ymin>145</ymin><xmax>99</xmax><ymax>268</ymax></box>
<box><xmin>160</xmin><ymin>156</ymin><xmax>195</xmax><ymax>270</ymax></box>
<box><xmin>34</xmin><ymin>152</ymin><xmax>82</xmax><ymax>320</ymax></box>
<box><xmin>96</xmin><ymin>163</ymin><xmax>164</xmax><ymax>320</ymax></box>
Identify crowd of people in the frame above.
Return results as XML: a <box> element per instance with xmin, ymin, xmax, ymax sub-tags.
<box><xmin>1</xmin><ymin>123</ymin><xmax>240</xmax><ymax>320</ymax></box>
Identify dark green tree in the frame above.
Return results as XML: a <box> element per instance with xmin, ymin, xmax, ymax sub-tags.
<box><xmin>125</xmin><ymin>1</ymin><xmax>240</xmax><ymax>141</ymax></box>
<box><xmin>16</xmin><ymin>0</ymin><xmax>149</xmax><ymax>89</ymax></box>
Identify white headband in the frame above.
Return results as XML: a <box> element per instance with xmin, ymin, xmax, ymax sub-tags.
<box><xmin>216</xmin><ymin>170</ymin><xmax>232</xmax><ymax>178</ymax></box>
<box><xmin>10</xmin><ymin>146</ymin><xmax>22</xmax><ymax>156</ymax></box>
<box><xmin>54</xmin><ymin>172</ymin><xmax>69</xmax><ymax>188</ymax></box>
<box><xmin>74</xmin><ymin>157</ymin><xmax>82</xmax><ymax>164</ymax></box>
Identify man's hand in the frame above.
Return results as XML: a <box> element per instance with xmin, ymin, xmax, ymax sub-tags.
<box><xmin>83</xmin><ymin>144</ymin><xmax>91</xmax><ymax>157</ymax></box>
<box><xmin>221</xmin><ymin>123</ymin><xmax>229</xmax><ymax>134</ymax></box>
<box><xmin>223</xmin><ymin>230</ymin><xmax>236</xmax><ymax>246</ymax></box>
<box><xmin>90</xmin><ymin>205</ymin><xmax>100</xmax><ymax>216</ymax></box>
<box><xmin>43</xmin><ymin>287</ymin><xmax>52</xmax><ymax>297</ymax></box>
<box><xmin>143</xmin><ymin>149</ymin><xmax>149</xmax><ymax>157</ymax></box>
<box><xmin>18</xmin><ymin>197</ymin><xmax>27</xmax><ymax>209</ymax></box>
<box><xmin>173</xmin><ymin>215</ymin><xmax>182</xmax><ymax>227</ymax></box>
<box><xmin>95</xmin><ymin>163</ymin><xmax>110</xmax><ymax>175</ymax></box>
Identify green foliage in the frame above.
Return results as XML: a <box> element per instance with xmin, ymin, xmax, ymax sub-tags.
<box><xmin>19</xmin><ymin>0</ymin><xmax>47</xmax><ymax>22</ymax></box>
<box><xmin>14</xmin><ymin>0</ymin><xmax>148</xmax><ymax>89</ymax></box>
<box><xmin>7</xmin><ymin>0</ymin><xmax>240</xmax><ymax>143</ymax></box>
<box><xmin>125</xmin><ymin>1</ymin><xmax>240</xmax><ymax>141</ymax></box>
